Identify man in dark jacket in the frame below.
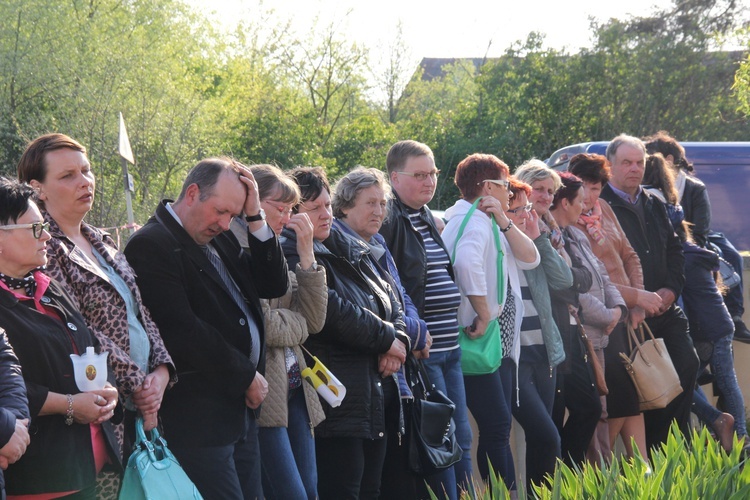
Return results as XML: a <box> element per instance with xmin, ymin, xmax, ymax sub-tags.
<box><xmin>0</xmin><ymin>329</ymin><xmax>29</xmax><ymax>499</ymax></box>
<box><xmin>125</xmin><ymin>158</ymin><xmax>288</xmax><ymax>500</ymax></box>
<box><xmin>600</xmin><ymin>134</ymin><xmax>699</xmax><ymax>450</ymax></box>
<box><xmin>379</xmin><ymin>140</ymin><xmax>472</xmax><ymax>498</ymax></box>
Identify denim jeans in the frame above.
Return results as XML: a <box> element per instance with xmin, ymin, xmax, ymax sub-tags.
<box><xmin>693</xmin><ymin>334</ymin><xmax>748</xmax><ymax>438</ymax></box>
<box><xmin>258</xmin><ymin>387</ymin><xmax>317</xmax><ymax>499</ymax></box>
<box><xmin>421</xmin><ymin>347</ymin><xmax>473</xmax><ymax>500</ymax></box>
<box><xmin>465</xmin><ymin>361</ymin><xmax>516</xmax><ymax>491</ymax></box>
<box><xmin>512</xmin><ymin>359</ymin><xmax>559</xmax><ymax>490</ymax></box>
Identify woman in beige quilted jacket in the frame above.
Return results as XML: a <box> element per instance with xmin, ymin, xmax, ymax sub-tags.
<box><xmin>229</xmin><ymin>164</ymin><xmax>327</xmax><ymax>500</ymax></box>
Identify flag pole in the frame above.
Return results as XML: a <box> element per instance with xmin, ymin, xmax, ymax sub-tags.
<box><xmin>118</xmin><ymin>112</ymin><xmax>136</xmax><ymax>236</ymax></box>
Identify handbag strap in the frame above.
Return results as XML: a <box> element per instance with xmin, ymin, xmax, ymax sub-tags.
<box><xmin>450</xmin><ymin>198</ymin><xmax>505</xmax><ymax>306</ymax></box>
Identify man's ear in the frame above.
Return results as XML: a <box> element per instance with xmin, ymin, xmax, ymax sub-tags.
<box><xmin>184</xmin><ymin>183</ymin><xmax>200</xmax><ymax>205</ymax></box>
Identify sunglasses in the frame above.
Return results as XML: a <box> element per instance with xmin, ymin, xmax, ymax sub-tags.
<box><xmin>479</xmin><ymin>179</ymin><xmax>510</xmax><ymax>189</ymax></box>
<box><xmin>0</xmin><ymin>221</ymin><xmax>50</xmax><ymax>239</ymax></box>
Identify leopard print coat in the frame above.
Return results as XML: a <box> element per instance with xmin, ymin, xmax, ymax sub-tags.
<box><xmin>42</xmin><ymin>214</ymin><xmax>176</xmax><ymax>423</ymax></box>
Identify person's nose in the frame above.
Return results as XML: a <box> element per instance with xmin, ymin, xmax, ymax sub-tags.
<box><xmin>219</xmin><ymin>215</ymin><xmax>233</xmax><ymax>231</ymax></box>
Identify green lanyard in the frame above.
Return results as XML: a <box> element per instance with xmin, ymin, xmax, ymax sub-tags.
<box><xmin>450</xmin><ymin>197</ymin><xmax>505</xmax><ymax>306</ymax></box>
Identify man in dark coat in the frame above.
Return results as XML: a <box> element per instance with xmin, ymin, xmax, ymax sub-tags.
<box><xmin>600</xmin><ymin>134</ymin><xmax>699</xmax><ymax>451</ymax></box>
<box><xmin>125</xmin><ymin>158</ymin><xmax>288</xmax><ymax>500</ymax></box>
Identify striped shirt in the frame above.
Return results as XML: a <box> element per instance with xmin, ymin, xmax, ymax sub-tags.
<box><xmin>518</xmin><ymin>271</ymin><xmax>548</xmax><ymax>364</ymax></box>
<box><xmin>409</xmin><ymin>211</ymin><xmax>462</xmax><ymax>352</ymax></box>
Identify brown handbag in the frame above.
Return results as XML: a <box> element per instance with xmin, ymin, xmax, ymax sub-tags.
<box><xmin>571</xmin><ymin>310</ymin><xmax>609</xmax><ymax>396</ymax></box>
<box><xmin>620</xmin><ymin>322</ymin><xmax>683</xmax><ymax>411</ymax></box>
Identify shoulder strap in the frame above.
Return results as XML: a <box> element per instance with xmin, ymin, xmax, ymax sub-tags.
<box><xmin>450</xmin><ymin>198</ymin><xmax>505</xmax><ymax>306</ymax></box>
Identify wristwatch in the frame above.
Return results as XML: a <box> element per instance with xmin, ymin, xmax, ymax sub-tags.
<box><xmin>245</xmin><ymin>209</ymin><xmax>265</xmax><ymax>222</ymax></box>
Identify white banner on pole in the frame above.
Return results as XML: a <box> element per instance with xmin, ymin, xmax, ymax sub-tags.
<box><xmin>118</xmin><ymin>112</ymin><xmax>135</xmax><ymax>164</ymax></box>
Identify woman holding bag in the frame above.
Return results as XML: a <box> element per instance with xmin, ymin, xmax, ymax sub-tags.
<box><xmin>549</xmin><ymin>172</ymin><xmax>627</xmax><ymax>463</ymax></box>
<box><xmin>16</xmin><ymin>134</ymin><xmax>175</xmax><ymax>498</ymax></box>
<box><xmin>442</xmin><ymin>153</ymin><xmax>539</xmax><ymax>491</ymax></box>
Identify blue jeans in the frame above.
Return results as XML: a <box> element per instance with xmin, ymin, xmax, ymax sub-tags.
<box><xmin>465</xmin><ymin>361</ymin><xmax>516</xmax><ymax>491</ymax></box>
<box><xmin>512</xmin><ymin>360</ymin><xmax>560</xmax><ymax>490</ymax></box>
<box><xmin>693</xmin><ymin>334</ymin><xmax>748</xmax><ymax>437</ymax></box>
<box><xmin>421</xmin><ymin>347</ymin><xmax>473</xmax><ymax>500</ymax></box>
<box><xmin>258</xmin><ymin>387</ymin><xmax>317</xmax><ymax>499</ymax></box>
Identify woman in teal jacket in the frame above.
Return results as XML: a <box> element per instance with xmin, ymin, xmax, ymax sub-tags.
<box><xmin>507</xmin><ymin>176</ymin><xmax>573</xmax><ymax>490</ymax></box>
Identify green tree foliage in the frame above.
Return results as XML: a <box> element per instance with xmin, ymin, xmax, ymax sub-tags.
<box><xmin>0</xmin><ymin>0</ymin><xmax>220</xmax><ymax>226</ymax></box>
<box><xmin>0</xmin><ymin>0</ymin><xmax>748</xmax><ymax>226</ymax></box>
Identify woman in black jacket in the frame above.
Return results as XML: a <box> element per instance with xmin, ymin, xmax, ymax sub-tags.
<box><xmin>282</xmin><ymin>167</ymin><xmax>409</xmax><ymax>500</ymax></box>
<box><xmin>0</xmin><ymin>178</ymin><xmax>120</xmax><ymax>499</ymax></box>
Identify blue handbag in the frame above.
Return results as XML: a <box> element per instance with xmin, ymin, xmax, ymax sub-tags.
<box><xmin>118</xmin><ymin>417</ymin><xmax>203</xmax><ymax>500</ymax></box>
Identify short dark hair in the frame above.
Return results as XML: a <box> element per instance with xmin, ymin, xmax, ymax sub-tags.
<box><xmin>568</xmin><ymin>153</ymin><xmax>611</xmax><ymax>185</ymax></box>
<box><xmin>454</xmin><ymin>153</ymin><xmax>510</xmax><ymax>200</ymax></box>
<box><xmin>287</xmin><ymin>167</ymin><xmax>330</xmax><ymax>212</ymax></box>
<box><xmin>551</xmin><ymin>172</ymin><xmax>584</xmax><ymax>210</ymax></box>
<box><xmin>0</xmin><ymin>177</ymin><xmax>36</xmax><ymax>225</ymax></box>
<box><xmin>386</xmin><ymin>140</ymin><xmax>434</xmax><ymax>175</ymax></box>
<box><xmin>17</xmin><ymin>133</ymin><xmax>87</xmax><ymax>184</ymax></box>
<box><xmin>176</xmin><ymin>157</ymin><xmax>243</xmax><ymax>202</ymax></box>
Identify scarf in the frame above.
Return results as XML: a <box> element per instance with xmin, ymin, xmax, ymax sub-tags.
<box><xmin>577</xmin><ymin>200</ymin><xmax>606</xmax><ymax>246</ymax></box>
<box><xmin>0</xmin><ymin>270</ymin><xmax>37</xmax><ymax>297</ymax></box>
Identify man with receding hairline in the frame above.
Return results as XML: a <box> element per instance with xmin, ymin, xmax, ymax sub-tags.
<box><xmin>125</xmin><ymin>157</ymin><xmax>288</xmax><ymax>499</ymax></box>
<box><xmin>600</xmin><ymin>134</ymin><xmax>698</xmax><ymax>451</ymax></box>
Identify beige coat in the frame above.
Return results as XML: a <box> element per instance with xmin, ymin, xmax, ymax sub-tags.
<box><xmin>258</xmin><ymin>264</ymin><xmax>327</xmax><ymax>428</ymax></box>
<box><xmin>575</xmin><ymin>201</ymin><xmax>645</xmax><ymax>308</ymax></box>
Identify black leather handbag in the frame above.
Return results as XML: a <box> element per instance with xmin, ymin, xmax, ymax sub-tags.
<box><xmin>406</xmin><ymin>356</ymin><xmax>463</xmax><ymax>476</ymax></box>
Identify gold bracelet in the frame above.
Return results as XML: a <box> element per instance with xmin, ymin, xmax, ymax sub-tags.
<box><xmin>65</xmin><ymin>394</ymin><xmax>74</xmax><ymax>426</ymax></box>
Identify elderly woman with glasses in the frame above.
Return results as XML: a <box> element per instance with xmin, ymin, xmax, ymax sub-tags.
<box><xmin>505</xmin><ymin>176</ymin><xmax>573</xmax><ymax>491</ymax></box>
<box><xmin>442</xmin><ymin>154</ymin><xmax>539</xmax><ymax>492</ymax></box>
<box><xmin>229</xmin><ymin>164</ymin><xmax>328</xmax><ymax>499</ymax></box>
<box><xmin>330</xmin><ymin>166</ymin><xmax>434</xmax><ymax>498</ymax></box>
<box><xmin>0</xmin><ymin>178</ymin><xmax>120</xmax><ymax>499</ymax></box>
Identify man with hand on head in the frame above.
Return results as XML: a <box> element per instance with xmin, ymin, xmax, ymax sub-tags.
<box><xmin>124</xmin><ymin>157</ymin><xmax>288</xmax><ymax>500</ymax></box>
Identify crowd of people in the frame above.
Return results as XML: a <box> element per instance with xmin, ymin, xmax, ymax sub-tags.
<box><xmin>0</xmin><ymin>131</ymin><xmax>746</xmax><ymax>499</ymax></box>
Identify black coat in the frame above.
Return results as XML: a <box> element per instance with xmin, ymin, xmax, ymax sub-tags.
<box><xmin>0</xmin><ymin>278</ymin><xmax>120</xmax><ymax>495</ymax></box>
<box><xmin>124</xmin><ymin>201</ymin><xmax>288</xmax><ymax>448</ymax></box>
<box><xmin>281</xmin><ymin>225</ymin><xmax>407</xmax><ymax>439</ymax></box>
<box><xmin>379</xmin><ymin>193</ymin><xmax>454</xmax><ymax>316</ymax></box>
<box><xmin>680</xmin><ymin>174</ymin><xmax>711</xmax><ymax>247</ymax></box>
<box><xmin>0</xmin><ymin>328</ymin><xmax>28</xmax><ymax>496</ymax></box>
<box><xmin>600</xmin><ymin>185</ymin><xmax>685</xmax><ymax>297</ymax></box>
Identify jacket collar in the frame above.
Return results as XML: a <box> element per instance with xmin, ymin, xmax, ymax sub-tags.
<box><xmin>154</xmin><ymin>200</ymin><xmax>232</xmax><ymax>294</ymax></box>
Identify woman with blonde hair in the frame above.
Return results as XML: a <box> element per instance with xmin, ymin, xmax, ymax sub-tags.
<box><xmin>229</xmin><ymin>164</ymin><xmax>328</xmax><ymax>499</ymax></box>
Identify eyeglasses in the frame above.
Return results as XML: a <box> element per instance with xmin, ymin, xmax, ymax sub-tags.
<box><xmin>480</xmin><ymin>179</ymin><xmax>510</xmax><ymax>189</ymax></box>
<box><xmin>263</xmin><ymin>199</ymin><xmax>293</xmax><ymax>217</ymax></box>
<box><xmin>0</xmin><ymin>221</ymin><xmax>50</xmax><ymax>239</ymax></box>
<box><xmin>506</xmin><ymin>203</ymin><xmax>533</xmax><ymax>215</ymax></box>
<box><xmin>395</xmin><ymin>170</ymin><xmax>440</xmax><ymax>182</ymax></box>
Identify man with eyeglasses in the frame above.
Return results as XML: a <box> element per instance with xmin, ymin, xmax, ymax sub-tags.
<box><xmin>124</xmin><ymin>157</ymin><xmax>288</xmax><ymax>499</ymax></box>
<box><xmin>379</xmin><ymin>140</ymin><xmax>472</xmax><ymax>499</ymax></box>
